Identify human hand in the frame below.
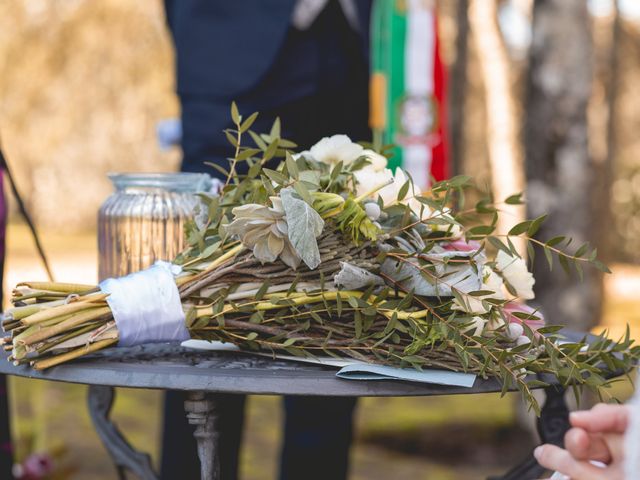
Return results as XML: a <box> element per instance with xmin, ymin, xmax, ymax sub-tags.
<box><xmin>534</xmin><ymin>403</ymin><xmax>630</xmax><ymax>479</ymax></box>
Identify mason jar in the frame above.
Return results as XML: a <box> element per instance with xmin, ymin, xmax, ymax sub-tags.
<box><xmin>98</xmin><ymin>172</ymin><xmax>211</xmax><ymax>280</ymax></box>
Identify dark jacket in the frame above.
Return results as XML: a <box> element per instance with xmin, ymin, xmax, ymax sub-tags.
<box><xmin>164</xmin><ymin>0</ymin><xmax>371</xmax><ymax>173</ymax></box>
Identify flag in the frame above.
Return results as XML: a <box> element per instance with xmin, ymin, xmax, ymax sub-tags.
<box><xmin>370</xmin><ymin>0</ymin><xmax>449</xmax><ymax>188</ymax></box>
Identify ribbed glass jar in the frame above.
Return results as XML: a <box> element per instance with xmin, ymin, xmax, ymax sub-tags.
<box><xmin>98</xmin><ymin>173</ymin><xmax>210</xmax><ymax>280</ymax></box>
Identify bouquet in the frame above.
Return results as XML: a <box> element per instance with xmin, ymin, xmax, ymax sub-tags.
<box><xmin>4</xmin><ymin>105</ymin><xmax>638</xmax><ymax>413</ymax></box>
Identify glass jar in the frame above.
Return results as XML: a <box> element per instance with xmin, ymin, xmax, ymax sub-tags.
<box><xmin>98</xmin><ymin>172</ymin><xmax>211</xmax><ymax>280</ymax></box>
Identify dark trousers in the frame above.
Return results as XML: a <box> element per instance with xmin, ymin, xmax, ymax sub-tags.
<box><xmin>161</xmin><ymin>393</ymin><xmax>246</xmax><ymax>479</ymax></box>
<box><xmin>160</xmin><ymin>394</ymin><xmax>357</xmax><ymax>480</ymax></box>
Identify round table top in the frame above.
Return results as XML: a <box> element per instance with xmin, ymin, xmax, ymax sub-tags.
<box><xmin>0</xmin><ymin>344</ymin><xmax>517</xmax><ymax>397</ymax></box>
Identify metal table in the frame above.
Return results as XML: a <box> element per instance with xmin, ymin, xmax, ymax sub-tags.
<box><xmin>0</xmin><ymin>344</ymin><xmax>586</xmax><ymax>480</ymax></box>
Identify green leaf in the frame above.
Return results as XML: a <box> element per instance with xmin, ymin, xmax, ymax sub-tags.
<box><xmin>559</xmin><ymin>254</ymin><xmax>571</xmax><ymax>275</ymax></box>
<box><xmin>240</xmin><ymin>112</ymin><xmax>258</xmax><ymax>133</ymax></box>
<box><xmin>255</xmin><ymin>281</ymin><xmax>270</xmax><ymax>301</ymax></box>
<box><xmin>270</xmin><ymin>117</ymin><xmax>281</xmax><ymax>138</ymax></box>
<box><xmin>249</xmin><ymin>130</ymin><xmax>268</xmax><ymax>150</ymax></box>
<box><xmin>330</xmin><ymin>161</ymin><xmax>343</xmax><ymax>181</ymax></box>
<box><xmin>488</xmin><ymin>236</ymin><xmax>511</xmax><ymax>255</ymax></box>
<box><xmin>235</xmin><ymin>148</ymin><xmax>261</xmax><ymax>162</ymax></box>
<box><xmin>527</xmin><ymin>215</ymin><xmax>547</xmax><ymax>236</ymax></box>
<box><xmin>204</xmin><ymin>161</ymin><xmax>230</xmax><ymax>178</ymax></box>
<box><xmin>293</xmin><ymin>182</ymin><xmax>314</xmax><ymax>205</ymax></box>
<box><xmin>448</xmin><ymin>175</ymin><xmax>472</xmax><ymax>188</ymax></box>
<box><xmin>225</xmin><ymin>130</ymin><xmax>239</xmax><ymax>147</ymax></box>
<box><xmin>262</xmin><ymin>139</ymin><xmax>279</xmax><ymax>162</ymax></box>
<box><xmin>231</xmin><ymin>101</ymin><xmax>240</xmax><ymax>124</ymax></box>
<box><xmin>397</xmin><ymin>180</ymin><xmax>410</xmax><ymax>201</ymax></box>
<box><xmin>523</xmin><ymin>242</ymin><xmax>534</xmax><ymax>267</ymax></box>
<box><xmin>285</xmin><ymin>152</ymin><xmax>299</xmax><ymax>180</ymax></box>
<box><xmin>544</xmin><ymin>246</ymin><xmax>553</xmax><ymax>270</ymax></box>
<box><xmin>280</xmin><ymin>188</ymin><xmax>324</xmax><ymax>269</ymax></box>
<box><xmin>468</xmin><ymin>225</ymin><xmax>495</xmax><ymax>236</ymax></box>
<box><xmin>508</xmin><ymin>221</ymin><xmax>531</xmax><ymax>236</ymax></box>
<box><xmin>263</xmin><ymin>168</ymin><xmax>288</xmax><ymax>185</ymax></box>
<box><xmin>592</xmin><ymin>260</ymin><xmax>612</xmax><ymax>274</ymax></box>
<box><xmin>575</xmin><ymin>243</ymin><xmax>589</xmax><ymax>258</ymax></box>
<box><xmin>505</xmin><ymin>193</ymin><xmax>524</xmax><ymax>205</ymax></box>
<box><xmin>546</xmin><ymin>236</ymin><xmax>565</xmax><ymax>247</ymax></box>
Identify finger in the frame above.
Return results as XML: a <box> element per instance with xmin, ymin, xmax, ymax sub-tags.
<box><xmin>570</xmin><ymin>404</ymin><xmax>630</xmax><ymax>434</ymax></box>
<box><xmin>534</xmin><ymin>444</ymin><xmax>608</xmax><ymax>480</ymax></box>
<box><xmin>603</xmin><ymin>432</ymin><xmax>626</xmax><ymax>462</ymax></box>
<box><xmin>564</xmin><ymin>428</ymin><xmax>612</xmax><ymax>463</ymax></box>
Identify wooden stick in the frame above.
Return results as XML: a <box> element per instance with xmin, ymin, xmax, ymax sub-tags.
<box><xmin>21</xmin><ymin>295</ymin><xmax>109</xmax><ymax>326</ymax></box>
<box><xmin>32</xmin><ymin>338</ymin><xmax>118</xmax><ymax>370</ymax></box>
<box><xmin>19</xmin><ymin>307</ymin><xmax>111</xmax><ymax>346</ymax></box>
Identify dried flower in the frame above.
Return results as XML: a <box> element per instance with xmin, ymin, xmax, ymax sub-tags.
<box><xmin>226</xmin><ymin>198</ymin><xmax>301</xmax><ymax>269</ymax></box>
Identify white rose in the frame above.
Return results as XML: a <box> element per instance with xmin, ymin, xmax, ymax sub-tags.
<box><xmin>360</xmin><ymin>149</ymin><xmax>388</xmax><ymax>172</ymax></box>
<box><xmin>308</xmin><ymin>135</ymin><xmax>363</xmax><ymax>166</ymax></box>
<box><xmin>452</xmin><ymin>266</ymin><xmax>506</xmax><ymax>315</ymax></box>
<box><xmin>354</xmin><ymin>167</ymin><xmax>394</xmax><ymax>199</ymax></box>
<box><xmin>483</xmin><ymin>265</ymin><xmax>506</xmax><ymax>300</ymax></box>
<box><xmin>495</xmin><ymin>250</ymin><xmax>535</xmax><ymax>300</ymax></box>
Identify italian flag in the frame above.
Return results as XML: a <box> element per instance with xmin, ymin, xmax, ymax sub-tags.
<box><xmin>370</xmin><ymin>0</ymin><xmax>449</xmax><ymax>188</ymax></box>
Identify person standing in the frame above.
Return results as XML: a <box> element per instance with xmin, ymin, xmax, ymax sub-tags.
<box><xmin>161</xmin><ymin>1</ymin><xmax>371</xmax><ymax>479</ymax></box>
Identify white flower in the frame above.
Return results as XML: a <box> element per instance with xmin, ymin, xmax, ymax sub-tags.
<box><xmin>460</xmin><ymin>316</ymin><xmax>487</xmax><ymax>337</ymax></box>
<box><xmin>378</xmin><ymin>168</ymin><xmax>411</xmax><ymax>206</ymax></box>
<box><xmin>376</xmin><ymin>168</ymin><xmax>434</xmax><ymax>220</ymax></box>
<box><xmin>495</xmin><ymin>250</ymin><xmax>535</xmax><ymax>300</ymax></box>
<box><xmin>360</xmin><ymin>149</ymin><xmax>388</xmax><ymax>171</ymax></box>
<box><xmin>308</xmin><ymin>135</ymin><xmax>363</xmax><ymax>166</ymax></box>
<box><xmin>354</xmin><ymin>167</ymin><xmax>394</xmax><ymax>199</ymax></box>
<box><xmin>226</xmin><ymin>198</ymin><xmax>301</xmax><ymax>269</ymax></box>
<box><xmin>452</xmin><ymin>265</ymin><xmax>506</xmax><ymax>315</ymax></box>
<box><xmin>483</xmin><ymin>265</ymin><xmax>506</xmax><ymax>300</ymax></box>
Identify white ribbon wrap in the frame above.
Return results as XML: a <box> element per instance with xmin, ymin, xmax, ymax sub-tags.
<box><xmin>99</xmin><ymin>261</ymin><xmax>189</xmax><ymax>347</ymax></box>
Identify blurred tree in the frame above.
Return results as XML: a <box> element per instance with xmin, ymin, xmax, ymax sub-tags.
<box><xmin>448</xmin><ymin>0</ymin><xmax>469</xmax><ymax>177</ymax></box>
<box><xmin>598</xmin><ymin>0</ymin><xmax>621</xmax><ymax>262</ymax></box>
<box><xmin>471</xmin><ymin>0</ymin><xmax>525</xmax><ymax>250</ymax></box>
<box><xmin>525</xmin><ymin>0</ymin><xmax>600</xmax><ymax>330</ymax></box>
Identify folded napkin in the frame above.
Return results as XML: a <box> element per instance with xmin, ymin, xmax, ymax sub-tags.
<box><xmin>335</xmin><ymin>363</ymin><xmax>476</xmax><ymax>387</ymax></box>
<box><xmin>182</xmin><ymin>340</ymin><xmax>476</xmax><ymax>388</ymax></box>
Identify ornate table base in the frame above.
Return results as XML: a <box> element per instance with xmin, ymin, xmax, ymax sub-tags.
<box><xmin>87</xmin><ymin>384</ymin><xmax>570</xmax><ymax>480</ymax></box>
<box><xmin>88</xmin><ymin>386</ymin><xmax>221</xmax><ymax>480</ymax></box>
<box><xmin>489</xmin><ymin>386</ymin><xmax>570</xmax><ymax>480</ymax></box>
<box><xmin>184</xmin><ymin>391</ymin><xmax>221</xmax><ymax>480</ymax></box>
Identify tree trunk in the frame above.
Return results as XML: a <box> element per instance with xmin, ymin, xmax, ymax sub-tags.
<box><xmin>448</xmin><ymin>0</ymin><xmax>470</xmax><ymax>177</ymax></box>
<box><xmin>599</xmin><ymin>0</ymin><xmax>621</xmax><ymax>262</ymax></box>
<box><xmin>471</xmin><ymin>0</ymin><xmax>526</xmax><ymax>252</ymax></box>
<box><xmin>525</xmin><ymin>0</ymin><xmax>599</xmax><ymax>330</ymax></box>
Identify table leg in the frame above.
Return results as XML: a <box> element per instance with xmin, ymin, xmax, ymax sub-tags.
<box><xmin>87</xmin><ymin>385</ymin><xmax>158</xmax><ymax>480</ymax></box>
<box><xmin>184</xmin><ymin>391</ymin><xmax>220</xmax><ymax>480</ymax></box>
<box><xmin>487</xmin><ymin>386</ymin><xmax>570</xmax><ymax>480</ymax></box>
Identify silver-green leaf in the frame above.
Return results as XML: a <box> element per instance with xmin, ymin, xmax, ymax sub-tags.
<box><xmin>280</xmin><ymin>188</ymin><xmax>324</xmax><ymax>269</ymax></box>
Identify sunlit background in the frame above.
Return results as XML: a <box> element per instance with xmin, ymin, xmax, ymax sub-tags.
<box><xmin>1</xmin><ymin>0</ymin><xmax>639</xmax><ymax>479</ymax></box>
